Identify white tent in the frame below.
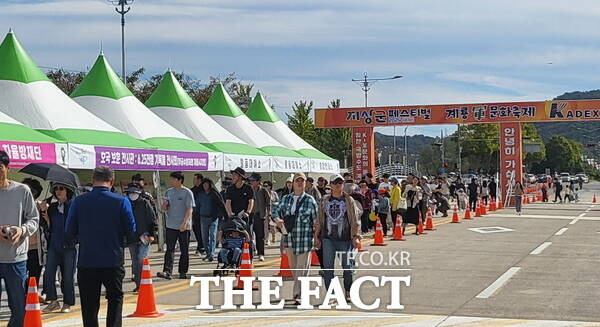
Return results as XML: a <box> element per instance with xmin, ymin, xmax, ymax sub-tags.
<box><xmin>71</xmin><ymin>54</ymin><xmax>222</xmax><ymax>171</ymax></box>
<box><xmin>202</xmin><ymin>84</ymin><xmax>310</xmax><ymax>173</ymax></box>
<box><xmin>146</xmin><ymin>71</ymin><xmax>272</xmax><ymax>172</ymax></box>
<box><xmin>0</xmin><ymin>31</ymin><xmax>152</xmax><ymax>169</ymax></box>
<box><xmin>246</xmin><ymin>93</ymin><xmax>339</xmax><ymax>173</ymax></box>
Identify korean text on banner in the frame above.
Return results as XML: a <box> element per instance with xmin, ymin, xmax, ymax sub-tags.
<box><xmin>499</xmin><ymin>122</ymin><xmax>523</xmax><ymax>206</ymax></box>
<box><xmin>95</xmin><ymin>146</ymin><xmax>209</xmax><ymax>171</ymax></box>
<box><xmin>0</xmin><ymin>141</ymin><xmax>56</xmax><ymax>168</ymax></box>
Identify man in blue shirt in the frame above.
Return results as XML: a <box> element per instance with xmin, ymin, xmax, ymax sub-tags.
<box><xmin>65</xmin><ymin>166</ymin><xmax>136</xmax><ymax>327</ymax></box>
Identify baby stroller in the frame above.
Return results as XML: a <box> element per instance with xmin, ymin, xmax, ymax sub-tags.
<box><xmin>213</xmin><ymin>216</ymin><xmax>248</xmax><ymax>277</ymax></box>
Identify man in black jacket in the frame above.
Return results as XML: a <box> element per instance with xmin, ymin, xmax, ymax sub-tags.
<box><xmin>190</xmin><ymin>173</ymin><xmax>204</xmax><ymax>256</ymax></box>
<box><xmin>125</xmin><ymin>183</ymin><xmax>157</xmax><ymax>292</ymax></box>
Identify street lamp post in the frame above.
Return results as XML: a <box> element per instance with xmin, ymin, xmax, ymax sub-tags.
<box><xmin>403</xmin><ymin>126</ymin><xmax>408</xmax><ymax>167</ymax></box>
<box><xmin>107</xmin><ymin>0</ymin><xmax>134</xmax><ymax>84</ymax></box>
<box><xmin>352</xmin><ymin>72</ymin><xmax>402</xmax><ymax>165</ymax></box>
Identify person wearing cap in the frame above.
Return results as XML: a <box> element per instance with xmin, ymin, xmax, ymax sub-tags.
<box><xmin>247</xmin><ymin>173</ymin><xmax>271</xmax><ymax>261</ymax></box>
<box><xmin>314</xmin><ymin>174</ymin><xmax>361</xmax><ymax>305</ymax></box>
<box><xmin>305</xmin><ymin>177</ymin><xmax>322</xmax><ymax>204</ymax></box>
<box><xmin>124</xmin><ymin>183</ymin><xmax>156</xmax><ymax>292</ymax></box>
<box><xmin>225</xmin><ymin>167</ymin><xmax>255</xmax><ymax>240</ymax></box>
<box><xmin>0</xmin><ymin>151</ymin><xmax>40</xmax><ymax>326</ymax></box>
<box><xmin>158</xmin><ymin>171</ymin><xmax>195</xmax><ymax>280</ymax></box>
<box><xmin>42</xmin><ymin>182</ymin><xmax>76</xmax><ymax>313</ymax></box>
<box><xmin>272</xmin><ymin>172</ymin><xmax>318</xmax><ymax>304</ymax></box>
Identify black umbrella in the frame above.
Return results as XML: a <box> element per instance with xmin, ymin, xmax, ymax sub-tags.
<box><xmin>20</xmin><ymin>163</ymin><xmax>81</xmax><ymax>189</ymax></box>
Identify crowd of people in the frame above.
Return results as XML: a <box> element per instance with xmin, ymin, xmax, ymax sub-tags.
<box><xmin>2</xmin><ymin>144</ymin><xmax>590</xmax><ymax>326</ymax></box>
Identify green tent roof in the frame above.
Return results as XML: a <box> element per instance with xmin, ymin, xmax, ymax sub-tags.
<box><xmin>145</xmin><ymin>71</ymin><xmax>196</xmax><ymax>109</ymax></box>
<box><xmin>1</xmin><ymin>123</ymin><xmax>60</xmax><ymax>143</ymax></box>
<box><xmin>38</xmin><ymin>129</ymin><xmax>152</xmax><ymax>149</ymax></box>
<box><xmin>246</xmin><ymin>92</ymin><xmax>281</xmax><ymax>123</ymax></box>
<box><xmin>71</xmin><ymin>54</ymin><xmax>134</xmax><ymax>100</ymax></box>
<box><xmin>0</xmin><ymin>30</ymin><xmax>50</xmax><ymax>83</ymax></box>
<box><xmin>202</xmin><ymin>84</ymin><xmax>244</xmax><ymax>117</ymax></box>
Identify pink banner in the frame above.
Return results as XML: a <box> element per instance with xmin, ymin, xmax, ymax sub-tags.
<box><xmin>0</xmin><ymin>141</ymin><xmax>57</xmax><ymax>168</ymax></box>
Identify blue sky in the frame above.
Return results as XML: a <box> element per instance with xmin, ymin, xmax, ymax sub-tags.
<box><xmin>2</xmin><ymin>0</ymin><xmax>600</xmax><ymax>136</ymax></box>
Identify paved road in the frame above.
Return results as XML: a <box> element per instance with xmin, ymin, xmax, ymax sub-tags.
<box><xmin>3</xmin><ymin>183</ymin><xmax>600</xmax><ymax>326</ymax></box>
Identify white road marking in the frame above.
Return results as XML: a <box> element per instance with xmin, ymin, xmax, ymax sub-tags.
<box><xmin>554</xmin><ymin>228</ymin><xmax>568</xmax><ymax>236</ymax></box>
<box><xmin>569</xmin><ymin>219</ymin><xmax>579</xmax><ymax>225</ymax></box>
<box><xmin>475</xmin><ymin>267</ymin><xmax>521</xmax><ymax>299</ymax></box>
<box><xmin>530</xmin><ymin>242</ymin><xmax>552</xmax><ymax>255</ymax></box>
<box><xmin>578</xmin><ymin>212</ymin><xmax>586</xmax><ymax>217</ymax></box>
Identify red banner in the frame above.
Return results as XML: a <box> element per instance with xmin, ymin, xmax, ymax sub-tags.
<box><xmin>499</xmin><ymin>123</ymin><xmax>523</xmax><ymax>206</ymax></box>
<box><xmin>315</xmin><ymin>100</ymin><xmax>600</xmax><ymax>128</ymax></box>
<box><xmin>352</xmin><ymin>127</ymin><xmax>375</xmax><ymax>180</ymax></box>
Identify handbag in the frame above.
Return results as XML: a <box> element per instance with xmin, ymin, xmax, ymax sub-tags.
<box><xmin>283</xmin><ymin>196</ymin><xmax>306</xmax><ymax>234</ymax></box>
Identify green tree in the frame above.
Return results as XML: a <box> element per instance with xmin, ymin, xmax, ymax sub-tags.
<box><xmin>457</xmin><ymin>124</ymin><xmax>499</xmax><ymax>174</ymax></box>
<box><xmin>287</xmin><ymin>101</ymin><xmax>316</xmax><ymax>144</ymax></box>
<box><xmin>313</xmin><ymin>99</ymin><xmax>352</xmax><ymax>166</ymax></box>
<box><xmin>46</xmin><ymin>69</ymin><xmax>86</xmax><ymax>95</ymax></box>
<box><xmin>544</xmin><ymin>136</ymin><xmax>583</xmax><ymax>173</ymax></box>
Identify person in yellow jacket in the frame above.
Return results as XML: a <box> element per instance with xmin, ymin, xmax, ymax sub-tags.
<box><xmin>389</xmin><ymin>178</ymin><xmax>406</xmax><ymax>228</ymax></box>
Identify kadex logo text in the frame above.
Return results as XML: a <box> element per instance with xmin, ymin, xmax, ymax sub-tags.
<box><xmin>190</xmin><ymin>250</ymin><xmax>411</xmax><ymax>311</ymax></box>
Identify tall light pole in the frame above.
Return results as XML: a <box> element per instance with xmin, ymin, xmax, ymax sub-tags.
<box><xmin>403</xmin><ymin>126</ymin><xmax>408</xmax><ymax>167</ymax></box>
<box><xmin>107</xmin><ymin>0</ymin><xmax>133</xmax><ymax>84</ymax></box>
<box><xmin>352</xmin><ymin>72</ymin><xmax>402</xmax><ymax>163</ymax></box>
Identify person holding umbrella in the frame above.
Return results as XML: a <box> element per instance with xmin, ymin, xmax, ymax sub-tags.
<box><xmin>0</xmin><ymin>151</ymin><xmax>40</xmax><ymax>327</ymax></box>
<box><xmin>42</xmin><ymin>182</ymin><xmax>76</xmax><ymax>313</ymax></box>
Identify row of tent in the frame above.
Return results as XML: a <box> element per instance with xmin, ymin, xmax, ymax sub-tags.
<box><xmin>0</xmin><ymin>30</ymin><xmax>339</xmax><ymax>173</ymax></box>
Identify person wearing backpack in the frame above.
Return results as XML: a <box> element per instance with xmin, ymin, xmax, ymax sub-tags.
<box><xmin>272</xmin><ymin>172</ymin><xmax>318</xmax><ymax>305</ymax></box>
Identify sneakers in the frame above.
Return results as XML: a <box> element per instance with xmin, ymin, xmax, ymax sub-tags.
<box><xmin>61</xmin><ymin>304</ymin><xmax>71</xmax><ymax>313</ymax></box>
<box><xmin>179</xmin><ymin>273</ymin><xmax>187</xmax><ymax>279</ymax></box>
<box><xmin>42</xmin><ymin>300</ymin><xmax>61</xmax><ymax>313</ymax></box>
<box><xmin>259</xmin><ymin>255</ymin><xmax>265</xmax><ymax>262</ymax></box>
<box><xmin>157</xmin><ymin>271</ymin><xmax>172</xmax><ymax>280</ymax></box>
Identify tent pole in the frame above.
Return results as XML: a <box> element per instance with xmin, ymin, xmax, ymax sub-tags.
<box><xmin>153</xmin><ymin>170</ymin><xmax>165</xmax><ymax>253</ymax></box>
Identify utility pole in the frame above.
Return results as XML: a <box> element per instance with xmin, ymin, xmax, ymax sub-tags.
<box><xmin>457</xmin><ymin>124</ymin><xmax>462</xmax><ymax>175</ymax></box>
<box><xmin>352</xmin><ymin>73</ymin><xmax>403</xmax><ymax>166</ymax></box>
<box><xmin>107</xmin><ymin>0</ymin><xmax>133</xmax><ymax>84</ymax></box>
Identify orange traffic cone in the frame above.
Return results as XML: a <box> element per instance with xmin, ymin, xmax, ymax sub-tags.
<box><xmin>425</xmin><ymin>208</ymin><xmax>436</xmax><ymax>230</ymax></box>
<box><xmin>356</xmin><ymin>239</ymin><xmax>366</xmax><ymax>252</ymax></box>
<box><xmin>310</xmin><ymin>250</ymin><xmax>320</xmax><ymax>266</ymax></box>
<box><xmin>234</xmin><ymin>242</ymin><xmax>258</xmax><ymax>290</ymax></box>
<box><xmin>524</xmin><ymin>195</ymin><xmax>529</xmax><ymax>204</ymax></box>
<box><xmin>24</xmin><ymin>277</ymin><xmax>42</xmax><ymax>327</ymax></box>
<box><xmin>451</xmin><ymin>205</ymin><xmax>460</xmax><ymax>223</ymax></box>
<box><xmin>417</xmin><ymin>211</ymin><xmax>427</xmax><ymax>235</ymax></box>
<box><xmin>481</xmin><ymin>201</ymin><xmax>487</xmax><ymax>215</ymax></box>
<box><xmin>391</xmin><ymin>217</ymin><xmax>405</xmax><ymax>241</ymax></box>
<box><xmin>464</xmin><ymin>206</ymin><xmax>472</xmax><ymax>220</ymax></box>
<box><xmin>129</xmin><ymin>258</ymin><xmax>164</xmax><ymax>318</ymax></box>
<box><xmin>475</xmin><ymin>201</ymin><xmax>482</xmax><ymax>217</ymax></box>
<box><xmin>371</xmin><ymin>218</ymin><xmax>387</xmax><ymax>246</ymax></box>
<box><xmin>489</xmin><ymin>199</ymin><xmax>496</xmax><ymax>211</ymax></box>
<box><xmin>497</xmin><ymin>199</ymin><xmax>503</xmax><ymax>209</ymax></box>
<box><xmin>593</xmin><ymin>194</ymin><xmax>597</xmax><ymax>203</ymax></box>
<box><xmin>274</xmin><ymin>251</ymin><xmax>293</xmax><ymax>278</ymax></box>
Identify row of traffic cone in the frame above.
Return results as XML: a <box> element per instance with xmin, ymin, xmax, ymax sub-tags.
<box><xmin>23</xmin><ymin>256</ymin><xmax>165</xmax><ymax>327</ymax></box>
